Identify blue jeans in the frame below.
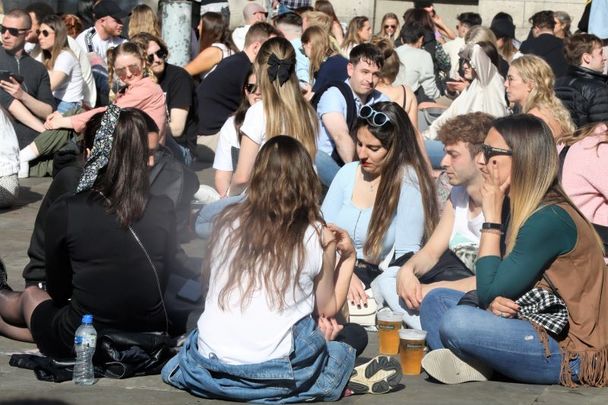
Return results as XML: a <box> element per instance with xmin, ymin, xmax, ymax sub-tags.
<box><xmin>194</xmin><ymin>195</ymin><xmax>244</xmax><ymax>238</ymax></box>
<box><xmin>315</xmin><ymin>151</ymin><xmax>341</xmax><ymax>187</ymax></box>
<box><xmin>419</xmin><ymin>288</ymin><xmax>580</xmax><ymax>384</ymax></box>
<box><xmin>55</xmin><ymin>99</ymin><xmax>81</xmax><ymax>114</ymax></box>
<box><xmin>162</xmin><ymin>316</ymin><xmax>356</xmax><ymax>403</ymax></box>
<box><xmin>165</xmin><ymin>136</ymin><xmax>193</xmax><ymax>167</ymax></box>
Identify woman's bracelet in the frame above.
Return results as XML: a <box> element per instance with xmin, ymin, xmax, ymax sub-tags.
<box><xmin>480</xmin><ymin>228</ymin><xmax>503</xmax><ymax>235</ymax></box>
<box><xmin>482</xmin><ymin>222</ymin><xmax>503</xmax><ymax>231</ymax></box>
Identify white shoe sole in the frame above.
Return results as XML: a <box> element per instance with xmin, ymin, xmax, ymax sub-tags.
<box><xmin>422</xmin><ymin>349</ymin><xmax>492</xmax><ymax>384</ymax></box>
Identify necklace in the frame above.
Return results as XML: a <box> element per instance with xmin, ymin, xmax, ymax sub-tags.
<box><xmin>362</xmin><ymin>171</ymin><xmax>381</xmax><ymax>192</ymax></box>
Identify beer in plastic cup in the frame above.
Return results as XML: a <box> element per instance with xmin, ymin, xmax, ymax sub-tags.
<box><xmin>399</xmin><ymin>329</ymin><xmax>427</xmax><ymax>375</ymax></box>
<box><xmin>376</xmin><ymin>310</ymin><xmax>403</xmax><ymax>355</ymax></box>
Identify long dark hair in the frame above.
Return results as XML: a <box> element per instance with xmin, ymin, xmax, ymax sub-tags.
<box><xmin>356</xmin><ymin>102</ymin><xmax>439</xmax><ymax>260</ymax></box>
<box><xmin>92</xmin><ymin>108</ymin><xmax>152</xmax><ymax>227</ymax></box>
<box><xmin>199</xmin><ymin>11</ymin><xmax>236</xmax><ymax>53</ymax></box>
<box><xmin>40</xmin><ymin>15</ymin><xmax>71</xmax><ymax>70</ymax></box>
<box><xmin>209</xmin><ymin>136</ymin><xmax>324</xmax><ymax>311</ymax></box>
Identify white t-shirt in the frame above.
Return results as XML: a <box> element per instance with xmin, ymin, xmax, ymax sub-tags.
<box><xmin>213</xmin><ymin>116</ymin><xmax>240</xmax><ymax>171</ymax></box>
<box><xmin>0</xmin><ymin>108</ymin><xmax>19</xmax><ymax>177</ymax></box>
<box><xmin>197</xmin><ymin>221</ymin><xmax>324</xmax><ymax>364</ymax></box>
<box><xmin>240</xmin><ymin>101</ymin><xmax>266</xmax><ymax>145</ymax></box>
<box><xmin>231</xmin><ymin>25</ymin><xmax>250</xmax><ymax>52</ymax></box>
<box><xmin>76</xmin><ymin>27</ymin><xmax>125</xmax><ymax>65</ymax></box>
<box><xmin>448</xmin><ymin>186</ymin><xmax>484</xmax><ymax>272</ymax></box>
<box><xmin>52</xmin><ymin>50</ymin><xmax>84</xmax><ymax>103</ymax></box>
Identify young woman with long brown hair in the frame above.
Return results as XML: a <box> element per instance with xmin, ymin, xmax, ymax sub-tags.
<box><xmin>162</xmin><ymin>135</ymin><xmax>402</xmax><ymax>401</ymax></box>
<box><xmin>185</xmin><ymin>11</ymin><xmax>236</xmax><ymax>78</ymax></box>
<box><xmin>322</xmin><ymin>101</ymin><xmax>439</xmax><ymax>306</ymax></box>
<box><xmin>38</xmin><ymin>15</ymin><xmax>84</xmax><ymax>113</ymax></box>
<box><xmin>314</xmin><ymin>0</ymin><xmax>344</xmax><ymax>45</ymax></box>
<box><xmin>341</xmin><ymin>16</ymin><xmax>372</xmax><ymax>55</ymax></box>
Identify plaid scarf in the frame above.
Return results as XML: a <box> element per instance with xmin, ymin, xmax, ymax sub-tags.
<box><xmin>516</xmin><ymin>288</ymin><xmax>568</xmax><ymax>335</ymax></box>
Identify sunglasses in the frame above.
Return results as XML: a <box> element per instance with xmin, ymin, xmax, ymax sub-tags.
<box><xmin>115</xmin><ymin>63</ymin><xmax>143</xmax><ymax>79</ymax></box>
<box><xmin>384</xmin><ymin>24</ymin><xmax>396</xmax><ymax>29</ymax></box>
<box><xmin>0</xmin><ymin>24</ymin><xmax>28</xmax><ymax>36</ymax></box>
<box><xmin>37</xmin><ymin>29</ymin><xmax>54</xmax><ymax>37</ymax></box>
<box><xmin>245</xmin><ymin>83</ymin><xmax>258</xmax><ymax>93</ymax></box>
<box><xmin>481</xmin><ymin>144</ymin><xmax>512</xmax><ymax>162</ymax></box>
<box><xmin>359</xmin><ymin>105</ymin><xmax>390</xmax><ymax>127</ymax></box>
<box><xmin>146</xmin><ymin>48</ymin><xmax>168</xmax><ymax>64</ymax></box>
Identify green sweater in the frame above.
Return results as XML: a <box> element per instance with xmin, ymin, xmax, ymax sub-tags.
<box><xmin>476</xmin><ymin>205</ymin><xmax>577</xmax><ymax>308</ymax></box>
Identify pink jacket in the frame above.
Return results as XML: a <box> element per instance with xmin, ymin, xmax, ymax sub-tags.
<box><xmin>70</xmin><ymin>77</ymin><xmax>167</xmax><ymax>141</ymax></box>
<box><xmin>562</xmin><ymin>124</ymin><xmax>608</xmax><ymax>226</ymax></box>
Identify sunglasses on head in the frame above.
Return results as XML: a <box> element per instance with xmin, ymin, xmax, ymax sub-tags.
<box><xmin>37</xmin><ymin>29</ymin><xmax>54</xmax><ymax>37</ymax></box>
<box><xmin>146</xmin><ymin>48</ymin><xmax>168</xmax><ymax>64</ymax></box>
<box><xmin>0</xmin><ymin>24</ymin><xmax>28</xmax><ymax>36</ymax></box>
<box><xmin>245</xmin><ymin>83</ymin><xmax>258</xmax><ymax>93</ymax></box>
<box><xmin>481</xmin><ymin>144</ymin><xmax>512</xmax><ymax>162</ymax></box>
<box><xmin>115</xmin><ymin>63</ymin><xmax>142</xmax><ymax>79</ymax></box>
<box><xmin>384</xmin><ymin>24</ymin><xmax>396</xmax><ymax>29</ymax></box>
<box><xmin>359</xmin><ymin>105</ymin><xmax>391</xmax><ymax>127</ymax></box>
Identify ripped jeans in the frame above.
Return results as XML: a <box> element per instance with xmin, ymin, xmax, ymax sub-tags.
<box><xmin>419</xmin><ymin>288</ymin><xmax>580</xmax><ymax>384</ymax></box>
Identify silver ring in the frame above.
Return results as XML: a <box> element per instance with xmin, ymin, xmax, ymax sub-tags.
<box><xmin>498</xmin><ymin>311</ymin><xmax>504</xmax><ymax>317</ymax></box>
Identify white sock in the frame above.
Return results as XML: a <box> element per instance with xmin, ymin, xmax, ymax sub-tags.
<box><xmin>19</xmin><ymin>144</ymin><xmax>39</xmax><ymax>163</ymax></box>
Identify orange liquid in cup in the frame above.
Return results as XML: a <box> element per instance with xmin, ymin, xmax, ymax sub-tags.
<box><xmin>377</xmin><ymin>320</ymin><xmax>401</xmax><ymax>355</ymax></box>
<box><xmin>398</xmin><ymin>329</ymin><xmax>427</xmax><ymax>375</ymax></box>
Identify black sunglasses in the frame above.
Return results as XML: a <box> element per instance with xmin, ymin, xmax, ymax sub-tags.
<box><xmin>481</xmin><ymin>144</ymin><xmax>512</xmax><ymax>162</ymax></box>
<box><xmin>359</xmin><ymin>105</ymin><xmax>390</xmax><ymax>127</ymax></box>
<box><xmin>245</xmin><ymin>83</ymin><xmax>258</xmax><ymax>93</ymax></box>
<box><xmin>384</xmin><ymin>24</ymin><xmax>396</xmax><ymax>29</ymax></box>
<box><xmin>37</xmin><ymin>29</ymin><xmax>53</xmax><ymax>37</ymax></box>
<box><xmin>0</xmin><ymin>24</ymin><xmax>28</xmax><ymax>36</ymax></box>
<box><xmin>146</xmin><ymin>48</ymin><xmax>168</xmax><ymax>64</ymax></box>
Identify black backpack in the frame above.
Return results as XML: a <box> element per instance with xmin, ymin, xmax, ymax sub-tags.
<box><xmin>310</xmin><ymin>81</ymin><xmax>357</xmax><ymax>165</ymax></box>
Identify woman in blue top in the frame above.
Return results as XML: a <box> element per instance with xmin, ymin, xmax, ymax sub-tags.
<box><xmin>322</xmin><ymin>101</ymin><xmax>439</xmax><ymax>306</ymax></box>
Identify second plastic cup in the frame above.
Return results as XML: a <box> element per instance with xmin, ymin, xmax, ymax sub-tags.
<box><xmin>399</xmin><ymin>329</ymin><xmax>427</xmax><ymax>375</ymax></box>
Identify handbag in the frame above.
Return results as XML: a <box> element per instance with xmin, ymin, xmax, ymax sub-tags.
<box><xmin>347</xmin><ymin>288</ymin><xmax>378</xmax><ymax>327</ymax></box>
<box><xmin>89</xmin><ymin>225</ymin><xmax>179</xmax><ymax>378</ymax></box>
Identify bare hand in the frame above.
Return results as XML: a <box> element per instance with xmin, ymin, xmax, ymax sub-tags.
<box><xmin>481</xmin><ymin>159</ymin><xmax>510</xmax><ymax>223</ymax></box>
<box><xmin>488</xmin><ymin>296</ymin><xmax>519</xmax><ymax>318</ymax></box>
<box><xmin>326</xmin><ymin>224</ymin><xmax>355</xmax><ymax>260</ymax></box>
<box><xmin>318</xmin><ymin>316</ymin><xmax>344</xmax><ymax>341</ymax></box>
<box><xmin>44</xmin><ymin>112</ymin><xmax>69</xmax><ymax>130</ymax></box>
<box><xmin>0</xmin><ymin>77</ymin><xmax>24</xmax><ymax>100</ymax></box>
<box><xmin>397</xmin><ymin>266</ymin><xmax>422</xmax><ymax>310</ymax></box>
<box><xmin>446</xmin><ymin>80</ymin><xmax>468</xmax><ymax>93</ymax></box>
<box><xmin>347</xmin><ymin>274</ymin><xmax>368</xmax><ymax>307</ymax></box>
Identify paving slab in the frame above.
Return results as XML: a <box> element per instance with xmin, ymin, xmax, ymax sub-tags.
<box><xmin>1</xmin><ymin>172</ymin><xmax>607</xmax><ymax>404</ymax></box>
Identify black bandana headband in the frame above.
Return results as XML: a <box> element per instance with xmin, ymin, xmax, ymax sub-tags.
<box><xmin>267</xmin><ymin>53</ymin><xmax>294</xmax><ymax>86</ymax></box>
<box><xmin>76</xmin><ymin>104</ymin><xmax>122</xmax><ymax>193</ymax></box>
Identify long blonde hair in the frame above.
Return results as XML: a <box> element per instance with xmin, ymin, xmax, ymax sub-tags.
<box><xmin>302</xmin><ymin>11</ymin><xmax>342</xmax><ymax>53</ymax></box>
<box><xmin>342</xmin><ymin>16</ymin><xmax>369</xmax><ymax>52</ymax></box>
<box><xmin>128</xmin><ymin>4</ymin><xmax>161</xmax><ymax>38</ymax></box>
<box><xmin>493</xmin><ymin>115</ymin><xmax>603</xmax><ymax>254</ymax></box>
<box><xmin>301</xmin><ymin>25</ymin><xmax>339</xmax><ymax>80</ymax></box>
<box><xmin>107</xmin><ymin>42</ymin><xmax>155</xmax><ymax>91</ymax></box>
<box><xmin>254</xmin><ymin>37</ymin><xmax>317</xmax><ymax>158</ymax></box>
<box><xmin>510</xmin><ymin>55</ymin><xmax>575</xmax><ymax>136</ymax></box>
<box><xmin>211</xmin><ymin>136</ymin><xmax>324</xmax><ymax>311</ymax></box>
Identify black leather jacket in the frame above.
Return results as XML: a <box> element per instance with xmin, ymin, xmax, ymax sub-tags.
<box><xmin>555</xmin><ymin>65</ymin><xmax>608</xmax><ymax>128</ymax></box>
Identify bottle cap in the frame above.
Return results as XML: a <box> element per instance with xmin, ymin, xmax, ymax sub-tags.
<box><xmin>82</xmin><ymin>314</ymin><xmax>93</xmax><ymax>324</ymax></box>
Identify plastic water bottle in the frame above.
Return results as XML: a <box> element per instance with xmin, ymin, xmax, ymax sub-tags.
<box><xmin>73</xmin><ymin>314</ymin><xmax>97</xmax><ymax>385</ymax></box>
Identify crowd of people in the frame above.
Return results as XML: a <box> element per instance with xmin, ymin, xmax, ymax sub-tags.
<box><xmin>0</xmin><ymin>0</ymin><xmax>607</xmax><ymax>401</ymax></box>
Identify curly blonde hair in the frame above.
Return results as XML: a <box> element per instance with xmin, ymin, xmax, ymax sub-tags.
<box><xmin>510</xmin><ymin>55</ymin><xmax>575</xmax><ymax>136</ymax></box>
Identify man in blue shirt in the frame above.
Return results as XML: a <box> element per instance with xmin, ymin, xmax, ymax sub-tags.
<box><xmin>316</xmin><ymin>44</ymin><xmax>388</xmax><ymax>186</ymax></box>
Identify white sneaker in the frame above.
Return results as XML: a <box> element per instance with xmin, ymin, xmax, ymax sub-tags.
<box><xmin>422</xmin><ymin>348</ymin><xmax>492</xmax><ymax>384</ymax></box>
<box><xmin>193</xmin><ymin>185</ymin><xmax>220</xmax><ymax>205</ymax></box>
<box><xmin>347</xmin><ymin>355</ymin><xmax>402</xmax><ymax>394</ymax></box>
<box><xmin>18</xmin><ymin>161</ymin><xmax>29</xmax><ymax>179</ymax></box>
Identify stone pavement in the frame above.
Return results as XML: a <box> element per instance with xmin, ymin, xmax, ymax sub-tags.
<box><xmin>1</xmin><ymin>170</ymin><xmax>607</xmax><ymax>404</ymax></box>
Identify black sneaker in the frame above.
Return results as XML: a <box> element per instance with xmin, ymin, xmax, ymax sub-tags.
<box><xmin>347</xmin><ymin>355</ymin><xmax>402</xmax><ymax>395</ymax></box>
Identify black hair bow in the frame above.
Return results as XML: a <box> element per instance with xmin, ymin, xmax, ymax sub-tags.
<box><xmin>267</xmin><ymin>53</ymin><xmax>293</xmax><ymax>86</ymax></box>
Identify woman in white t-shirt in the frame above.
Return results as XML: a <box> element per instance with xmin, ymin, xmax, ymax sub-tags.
<box><xmin>38</xmin><ymin>15</ymin><xmax>84</xmax><ymax>113</ymax></box>
<box><xmin>162</xmin><ymin>136</ymin><xmax>402</xmax><ymax>401</ymax></box>
<box><xmin>0</xmin><ymin>107</ymin><xmax>19</xmax><ymax>208</ymax></box>
<box><xmin>213</xmin><ymin>70</ymin><xmax>261</xmax><ymax>196</ymax></box>
<box><xmin>229</xmin><ymin>37</ymin><xmax>319</xmax><ymax>196</ymax></box>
